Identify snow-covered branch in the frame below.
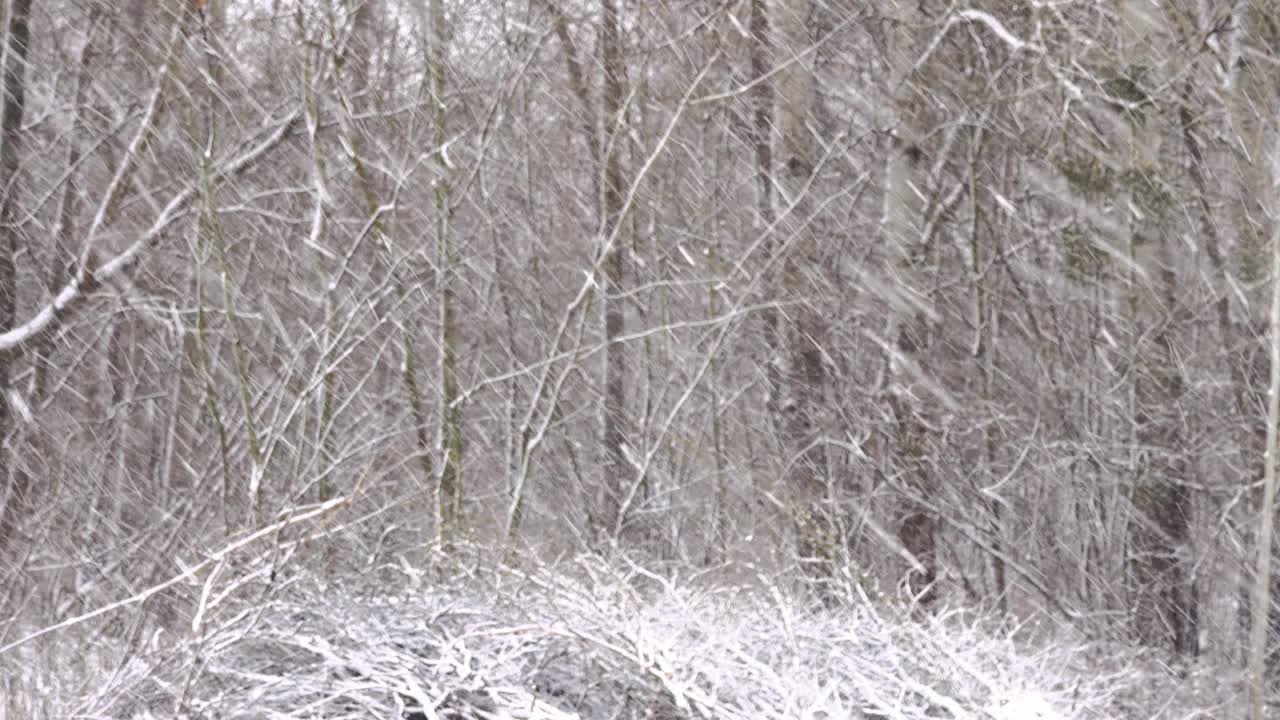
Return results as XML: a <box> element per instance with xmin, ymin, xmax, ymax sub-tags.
<box><xmin>0</xmin><ymin>110</ymin><xmax>300</xmax><ymax>353</ymax></box>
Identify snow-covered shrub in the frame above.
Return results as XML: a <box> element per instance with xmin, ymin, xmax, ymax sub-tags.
<box><xmin>0</xmin><ymin>551</ymin><xmax>1239</xmax><ymax>719</ymax></box>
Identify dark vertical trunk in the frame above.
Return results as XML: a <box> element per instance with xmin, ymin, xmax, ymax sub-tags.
<box><xmin>0</xmin><ymin>0</ymin><xmax>34</xmax><ymax>557</ymax></box>
<box><xmin>735</xmin><ymin>0</ymin><xmax>779</xmax><ymax>568</ymax></box>
<box><xmin>748</xmin><ymin>0</ymin><xmax>790</xmax><ymax>501</ymax></box>
<box><xmin>749</xmin><ymin>0</ymin><xmax>776</xmax><ymax>366</ymax></box>
<box><xmin>1130</xmin><ymin>328</ymin><xmax>1198</xmax><ymax>656</ymax></box>
<box><xmin>1229</xmin><ymin>4</ymin><xmax>1280</xmax><ymax>688</ymax></box>
<box><xmin>889</xmin><ymin>322</ymin><xmax>937</xmax><ymax>605</ymax></box>
<box><xmin>771</xmin><ymin>0</ymin><xmax>834</xmax><ymax>589</ymax></box>
<box><xmin>1181</xmin><ymin>79</ymin><xmax>1240</xmax><ymax>654</ymax></box>
<box><xmin>599</xmin><ymin>0</ymin><xmax>628</xmax><ymax>534</ymax></box>
<box><xmin>431</xmin><ymin>0</ymin><xmax>463</xmax><ymax>541</ymax></box>
<box><xmin>883</xmin><ymin>2</ymin><xmax>938</xmax><ymax>607</ymax></box>
<box><xmin>33</xmin><ymin>16</ymin><xmax>96</xmax><ymax>399</ymax></box>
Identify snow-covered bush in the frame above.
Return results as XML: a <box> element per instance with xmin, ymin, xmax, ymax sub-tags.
<box><xmin>0</xmin><ymin>551</ymin><xmax>1238</xmax><ymax>719</ymax></box>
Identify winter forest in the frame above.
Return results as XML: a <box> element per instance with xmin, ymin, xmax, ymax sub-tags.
<box><xmin>5</xmin><ymin>0</ymin><xmax>1280</xmax><ymax>717</ymax></box>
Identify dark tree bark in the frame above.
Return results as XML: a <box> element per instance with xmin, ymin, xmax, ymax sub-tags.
<box><xmin>884</xmin><ymin>1</ymin><xmax>938</xmax><ymax>607</ymax></box>
<box><xmin>599</xmin><ymin>0</ymin><xmax>629</xmax><ymax>534</ymax></box>
<box><xmin>1129</xmin><ymin>308</ymin><xmax>1198</xmax><ymax>656</ymax></box>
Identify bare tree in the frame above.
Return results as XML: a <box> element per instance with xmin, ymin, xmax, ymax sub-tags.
<box><xmin>598</xmin><ymin>0</ymin><xmax>628</xmax><ymax>536</ymax></box>
<box><xmin>6</xmin><ymin>4</ymin><xmax>1280</xmax><ymax>713</ymax></box>
<box><xmin>882</xmin><ymin>0</ymin><xmax>938</xmax><ymax>606</ymax></box>
<box><xmin>1248</xmin><ymin>155</ymin><xmax>1280</xmax><ymax>720</ymax></box>
<box><xmin>428</xmin><ymin>0</ymin><xmax>464</xmax><ymax>544</ymax></box>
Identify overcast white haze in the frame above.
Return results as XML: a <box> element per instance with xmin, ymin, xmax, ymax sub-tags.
<box><xmin>0</xmin><ymin>1</ymin><xmax>1275</xmax><ymax>718</ymax></box>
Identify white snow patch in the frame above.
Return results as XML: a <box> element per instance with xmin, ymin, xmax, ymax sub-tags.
<box><xmin>988</xmin><ymin>689</ymin><xmax>1064</xmax><ymax>720</ymax></box>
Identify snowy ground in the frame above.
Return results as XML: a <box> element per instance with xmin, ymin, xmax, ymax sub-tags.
<box><xmin>0</xmin><ymin>553</ymin><xmax>1241</xmax><ymax>719</ymax></box>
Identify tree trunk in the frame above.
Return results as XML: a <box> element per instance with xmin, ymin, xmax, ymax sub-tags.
<box><xmin>1117</xmin><ymin>1</ymin><xmax>1198</xmax><ymax>656</ymax></box>
<box><xmin>775</xmin><ymin>0</ymin><xmax>835</xmax><ymax>589</ymax></box>
<box><xmin>431</xmin><ymin>0</ymin><xmax>463</xmax><ymax>543</ymax></box>
<box><xmin>1241</xmin><ymin>0</ymin><xmax>1280</xmax><ymax>709</ymax></box>
<box><xmin>1129</xmin><ymin>315</ymin><xmax>1198</xmax><ymax>655</ymax></box>
<box><xmin>749</xmin><ymin>0</ymin><xmax>777</xmax><ymax>419</ymax></box>
<box><xmin>1248</xmin><ymin>135</ymin><xmax>1280</xmax><ymax>720</ymax></box>
<box><xmin>0</xmin><ymin>0</ymin><xmax>34</xmax><ymax>557</ymax></box>
<box><xmin>599</xmin><ymin>0</ymin><xmax>628</xmax><ymax>534</ymax></box>
<box><xmin>884</xmin><ymin>0</ymin><xmax>937</xmax><ymax>606</ymax></box>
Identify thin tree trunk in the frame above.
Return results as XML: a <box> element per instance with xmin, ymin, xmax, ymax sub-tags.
<box><xmin>706</xmin><ymin>113</ymin><xmax>727</xmax><ymax>565</ymax></box>
<box><xmin>33</xmin><ymin>13</ymin><xmax>97</xmax><ymax>399</ymax></box>
<box><xmin>772</xmin><ymin>0</ymin><xmax>835</xmax><ymax>590</ymax></box>
<box><xmin>332</xmin><ymin>3</ymin><xmax>437</xmax><ymax>535</ymax></box>
<box><xmin>1242</xmin><ymin>3</ymin><xmax>1280</xmax><ymax>702</ymax></box>
<box><xmin>599</xmin><ymin>0</ymin><xmax>628</xmax><ymax>534</ymax></box>
<box><xmin>748</xmin><ymin>0</ymin><xmax>780</xmax><ymax>421</ymax></box>
<box><xmin>884</xmin><ymin>0</ymin><xmax>937</xmax><ymax>606</ymax></box>
<box><xmin>0</xmin><ymin>0</ymin><xmax>34</xmax><ymax>557</ymax></box>
<box><xmin>1112</xmin><ymin>0</ymin><xmax>1199</xmax><ymax>658</ymax></box>
<box><xmin>1229</xmin><ymin>1</ymin><xmax>1280</xmax><ymax>675</ymax></box>
<box><xmin>1247</xmin><ymin>170</ymin><xmax>1280</xmax><ymax>720</ymax></box>
<box><xmin>968</xmin><ymin>127</ymin><xmax>1007</xmax><ymax>615</ymax></box>
<box><xmin>430</xmin><ymin>0</ymin><xmax>463</xmax><ymax>544</ymax></box>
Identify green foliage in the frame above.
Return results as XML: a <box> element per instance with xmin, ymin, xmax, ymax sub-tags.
<box><xmin>1061</xmin><ymin>222</ymin><xmax>1108</xmax><ymax>284</ymax></box>
<box><xmin>1239</xmin><ymin>225</ymin><xmax>1268</xmax><ymax>288</ymax></box>
<box><xmin>1060</xmin><ymin>155</ymin><xmax>1114</xmax><ymax>199</ymax></box>
<box><xmin>1103</xmin><ymin>64</ymin><xmax>1154</xmax><ymax>125</ymax></box>
<box><xmin>1058</xmin><ymin>157</ymin><xmax>1175</xmax><ymax>287</ymax></box>
<box><xmin>1121</xmin><ymin>169</ymin><xmax>1174</xmax><ymax>222</ymax></box>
